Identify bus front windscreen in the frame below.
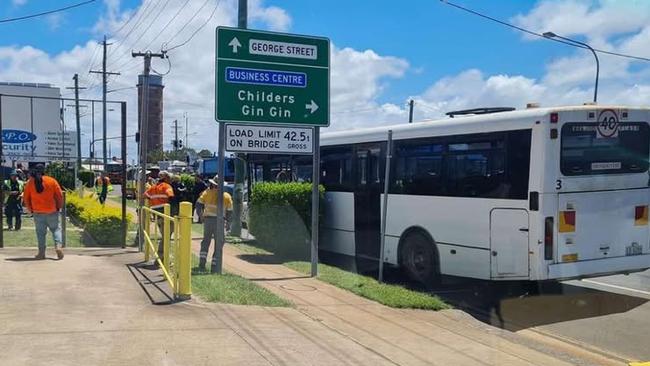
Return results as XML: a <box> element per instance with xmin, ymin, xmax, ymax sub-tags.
<box><xmin>561</xmin><ymin>122</ymin><xmax>649</xmax><ymax>176</ymax></box>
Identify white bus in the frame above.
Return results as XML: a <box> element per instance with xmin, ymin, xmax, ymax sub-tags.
<box><xmin>244</xmin><ymin>105</ymin><xmax>649</xmax><ymax>283</ymax></box>
<box><xmin>314</xmin><ymin>105</ymin><xmax>649</xmax><ymax>283</ymax></box>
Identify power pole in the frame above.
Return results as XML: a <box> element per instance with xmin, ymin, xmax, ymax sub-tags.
<box><xmin>66</xmin><ymin>74</ymin><xmax>86</xmax><ymax>169</ymax></box>
<box><xmin>408</xmin><ymin>99</ymin><xmax>414</xmax><ymax>123</ymax></box>
<box><xmin>184</xmin><ymin>112</ymin><xmax>188</xmax><ymax>151</ymax></box>
<box><xmin>90</xmin><ymin>35</ymin><xmax>120</xmax><ymax>168</ymax></box>
<box><xmin>173</xmin><ymin>119</ymin><xmax>179</xmax><ymax>151</ymax></box>
<box><xmin>132</xmin><ymin>50</ymin><xmax>166</xmax><ymax>252</ymax></box>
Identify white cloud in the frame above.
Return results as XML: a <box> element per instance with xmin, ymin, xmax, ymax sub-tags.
<box><xmin>45</xmin><ymin>13</ymin><xmax>64</xmax><ymax>31</ymax></box>
<box><xmin>3</xmin><ymin>0</ymin><xmax>650</xmax><ymax>162</ymax></box>
<box><xmin>12</xmin><ymin>0</ymin><xmax>27</xmax><ymax>6</ymax></box>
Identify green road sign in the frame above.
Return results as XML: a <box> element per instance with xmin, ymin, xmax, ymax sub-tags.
<box><xmin>215</xmin><ymin>26</ymin><xmax>330</xmax><ymax>127</ymax></box>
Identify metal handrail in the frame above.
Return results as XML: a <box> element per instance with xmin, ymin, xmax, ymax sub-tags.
<box><xmin>140</xmin><ymin>202</ymin><xmax>192</xmax><ymax>300</ymax></box>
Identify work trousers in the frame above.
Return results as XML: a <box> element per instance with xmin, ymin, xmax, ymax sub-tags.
<box><xmin>33</xmin><ymin>212</ymin><xmax>62</xmax><ymax>252</ymax></box>
<box><xmin>199</xmin><ymin>216</ymin><xmax>224</xmax><ymax>272</ymax></box>
<box><xmin>5</xmin><ymin>202</ymin><xmax>22</xmax><ymax>229</ymax></box>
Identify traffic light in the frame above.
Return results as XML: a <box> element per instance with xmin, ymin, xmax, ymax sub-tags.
<box><xmin>172</xmin><ymin>139</ymin><xmax>178</xmax><ymax>149</ymax></box>
<box><xmin>178</xmin><ymin>139</ymin><xmax>183</xmax><ymax>149</ymax></box>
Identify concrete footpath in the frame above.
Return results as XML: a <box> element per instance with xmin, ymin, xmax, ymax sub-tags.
<box><xmin>0</xmin><ymin>245</ymin><xmax>621</xmax><ymax>366</ymax></box>
<box><xmin>194</xmin><ymin>240</ymin><xmax>623</xmax><ymax>366</ymax></box>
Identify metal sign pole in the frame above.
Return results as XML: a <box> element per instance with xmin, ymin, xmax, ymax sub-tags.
<box><xmin>0</xmin><ymin>95</ymin><xmax>3</xmax><ymax>248</ymax></box>
<box><xmin>214</xmin><ymin>122</ymin><xmax>226</xmax><ymax>274</ymax></box>
<box><xmin>310</xmin><ymin>127</ymin><xmax>320</xmax><ymax>277</ymax></box>
<box><xmin>378</xmin><ymin>130</ymin><xmax>393</xmax><ymax>283</ymax></box>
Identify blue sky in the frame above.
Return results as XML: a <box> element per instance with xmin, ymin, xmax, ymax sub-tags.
<box><xmin>0</xmin><ymin>0</ymin><xmax>567</xmax><ymax>103</ymax></box>
<box><xmin>1</xmin><ymin>0</ymin><xmax>649</xmax><ymax>154</ymax></box>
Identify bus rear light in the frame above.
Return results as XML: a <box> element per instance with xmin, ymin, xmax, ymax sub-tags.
<box><xmin>550</xmin><ymin>113</ymin><xmax>559</xmax><ymax>123</ymax></box>
<box><xmin>562</xmin><ymin>253</ymin><xmax>578</xmax><ymax>262</ymax></box>
<box><xmin>559</xmin><ymin>211</ymin><xmax>576</xmax><ymax>232</ymax></box>
<box><xmin>635</xmin><ymin>205</ymin><xmax>648</xmax><ymax>226</ymax></box>
<box><xmin>544</xmin><ymin>217</ymin><xmax>554</xmax><ymax>260</ymax></box>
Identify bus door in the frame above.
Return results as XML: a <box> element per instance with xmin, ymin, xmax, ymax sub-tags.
<box><xmin>354</xmin><ymin>144</ymin><xmax>383</xmax><ymax>266</ymax></box>
<box><xmin>490</xmin><ymin>208</ymin><xmax>529</xmax><ymax>278</ymax></box>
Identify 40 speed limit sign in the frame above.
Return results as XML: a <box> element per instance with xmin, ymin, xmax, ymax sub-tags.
<box><xmin>225</xmin><ymin>123</ymin><xmax>313</xmax><ymax>154</ymax></box>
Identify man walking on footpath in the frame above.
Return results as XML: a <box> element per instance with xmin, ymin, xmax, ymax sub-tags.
<box><xmin>195</xmin><ymin>175</ymin><xmax>233</xmax><ymax>272</ymax></box>
<box><xmin>95</xmin><ymin>171</ymin><xmax>113</xmax><ymax>205</ymax></box>
<box><xmin>23</xmin><ymin>164</ymin><xmax>64</xmax><ymax>260</ymax></box>
<box><xmin>144</xmin><ymin>171</ymin><xmax>174</xmax><ymax>266</ymax></box>
<box><xmin>3</xmin><ymin>170</ymin><xmax>24</xmax><ymax>230</ymax></box>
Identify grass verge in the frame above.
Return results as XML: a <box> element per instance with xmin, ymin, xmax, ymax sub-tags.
<box><xmin>191</xmin><ymin>255</ymin><xmax>291</xmax><ymax>307</ymax></box>
<box><xmin>3</xmin><ymin>216</ymin><xmax>84</xmax><ymax>248</ymax></box>
<box><xmin>285</xmin><ymin>261</ymin><xmax>449</xmax><ymax>311</ymax></box>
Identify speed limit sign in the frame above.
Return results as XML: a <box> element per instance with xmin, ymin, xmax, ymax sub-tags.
<box><xmin>597</xmin><ymin>109</ymin><xmax>619</xmax><ymax>138</ymax></box>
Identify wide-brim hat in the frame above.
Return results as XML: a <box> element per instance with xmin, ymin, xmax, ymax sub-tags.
<box><xmin>208</xmin><ymin>175</ymin><xmax>219</xmax><ymax>186</ymax></box>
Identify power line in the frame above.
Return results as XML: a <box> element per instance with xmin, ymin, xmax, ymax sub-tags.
<box><xmin>162</xmin><ymin>0</ymin><xmax>212</xmax><ymax>50</ymax></box>
<box><xmin>143</xmin><ymin>0</ymin><xmax>192</xmax><ymax>51</ymax></box>
<box><xmin>165</xmin><ymin>0</ymin><xmax>222</xmax><ymax>52</ymax></box>
<box><xmin>107</xmin><ymin>0</ymin><xmax>159</xmax><ymax>59</ymax></box>
<box><xmin>439</xmin><ymin>0</ymin><xmax>650</xmax><ymax>62</ymax></box>
<box><xmin>0</xmin><ymin>0</ymin><xmax>96</xmax><ymax>23</ymax></box>
<box><xmin>111</xmin><ymin>0</ymin><xmax>168</xmax><ymax>68</ymax></box>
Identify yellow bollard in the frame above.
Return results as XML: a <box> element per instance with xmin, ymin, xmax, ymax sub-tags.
<box><xmin>143</xmin><ymin>208</ymin><xmax>151</xmax><ymax>262</ymax></box>
<box><xmin>163</xmin><ymin>204</ymin><xmax>171</xmax><ymax>270</ymax></box>
<box><xmin>176</xmin><ymin>201</ymin><xmax>192</xmax><ymax>300</ymax></box>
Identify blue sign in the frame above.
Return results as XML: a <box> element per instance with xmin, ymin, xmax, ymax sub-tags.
<box><xmin>2</xmin><ymin>129</ymin><xmax>36</xmax><ymax>143</ymax></box>
<box><xmin>225</xmin><ymin>67</ymin><xmax>306</xmax><ymax>88</ymax></box>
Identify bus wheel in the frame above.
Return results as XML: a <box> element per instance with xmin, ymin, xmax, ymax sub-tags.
<box><xmin>400</xmin><ymin>232</ymin><xmax>438</xmax><ymax>285</ymax></box>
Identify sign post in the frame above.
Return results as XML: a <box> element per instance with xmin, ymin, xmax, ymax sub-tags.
<box><xmin>215</xmin><ymin>26</ymin><xmax>330</xmax><ymax>276</ymax></box>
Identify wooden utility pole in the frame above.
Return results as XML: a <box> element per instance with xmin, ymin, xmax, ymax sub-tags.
<box><xmin>132</xmin><ymin>50</ymin><xmax>166</xmax><ymax>251</ymax></box>
<box><xmin>90</xmin><ymin>35</ymin><xmax>120</xmax><ymax>168</ymax></box>
<box><xmin>66</xmin><ymin>74</ymin><xmax>86</xmax><ymax>169</ymax></box>
<box><xmin>408</xmin><ymin>99</ymin><xmax>414</xmax><ymax>123</ymax></box>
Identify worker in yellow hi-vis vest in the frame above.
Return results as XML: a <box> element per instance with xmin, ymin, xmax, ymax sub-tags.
<box><xmin>195</xmin><ymin>175</ymin><xmax>232</xmax><ymax>272</ymax></box>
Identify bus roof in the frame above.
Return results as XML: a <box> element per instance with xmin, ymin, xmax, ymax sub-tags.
<box><xmin>321</xmin><ymin>105</ymin><xmax>650</xmax><ymax>146</ymax></box>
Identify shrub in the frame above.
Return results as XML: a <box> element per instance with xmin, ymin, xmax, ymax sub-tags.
<box><xmin>45</xmin><ymin>162</ymin><xmax>74</xmax><ymax>189</ymax></box>
<box><xmin>248</xmin><ymin>182</ymin><xmax>323</xmax><ymax>259</ymax></box>
<box><xmin>180</xmin><ymin>174</ymin><xmax>196</xmax><ymax>199</ymax></box>
<box><xmin>78</xmin><ymin>169</ymin><xmax>95</xmax><ymax>188</ymax></box>
<box><xmin>66</xmin><ymin>191</ymin><xmax>132</xmax><ymax>246</ymax></box>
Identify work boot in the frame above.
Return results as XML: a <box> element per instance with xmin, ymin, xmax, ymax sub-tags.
<box><xmin>55</xmin><ymin>245</ymin><xmax>64</xmax><ymax>260</ymax></box>
<box><xmin>198</xmin><ymin>258</ymin><xmax>206</xmax><ymax>272</ymax></box>
<box><xmin>34</xmin><ymin>250</ymin><xmax>46</xmax><ymax>260</ymax></box>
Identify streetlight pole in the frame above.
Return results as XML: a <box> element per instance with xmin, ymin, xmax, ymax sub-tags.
<box><xmin>543</xmin><ymin>32</ymin><xmax>599</xmax><ymax>103</ymax></box>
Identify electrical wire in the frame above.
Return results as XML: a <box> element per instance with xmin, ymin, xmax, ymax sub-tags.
<box><xmin>107</xmin><ymin>0</ymin><xmax>159</xmax><ymax>59</ymax></box>
<box><xmin>0</xmin><ymin>0</ymin><xmax>96</xmax><ymax>23</ymax></box>
<box><xmin>164</xmin><ymin>0</ymin><xmax>221</xmax><ymax>52</ymax></box>
<box><xmin>152</xmin><ymin>57</ymin><xmax>172</xmax><ymax>76</ymax></box>
<box><xmin>439</xmin><ymin>0</ymin><xmax>650</xmax><ymax>62</ymax></box>
<box><xmin>161</xmin><ymin>0</ymin><xmax>212</xmax><ymax>50</ymax></box>
<box><xmin>143</xmin><ymin>0</ymin><xmax>192</xmax><ymax>51</ymax></box>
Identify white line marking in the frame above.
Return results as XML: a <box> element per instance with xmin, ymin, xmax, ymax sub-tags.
<box><xmin>581</xmin><ymin>279</ymin><xmax>650</xmax><ymax>296</ymax></box>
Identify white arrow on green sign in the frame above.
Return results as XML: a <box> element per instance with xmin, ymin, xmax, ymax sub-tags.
<box><xmin>215</xmin><ymin>26</ymin><xmax>330</xmax><ymax>127</ymax></box>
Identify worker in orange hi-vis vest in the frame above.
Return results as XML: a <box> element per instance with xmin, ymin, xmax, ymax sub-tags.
<box><xmin>22</xmin><ymin>164</ymin><xmax>64</xmax><ymax>260</ymax></box>
<box><xmin>144</xmin><ymin>171</ymin><xmax>174</xmax><ymax>267</ymax></box>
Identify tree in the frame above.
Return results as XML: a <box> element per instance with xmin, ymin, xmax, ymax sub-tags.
<box><xmin>198</xmin><ymin>149</ymin><xmax>213</xmax><ymax>158</ymax></box>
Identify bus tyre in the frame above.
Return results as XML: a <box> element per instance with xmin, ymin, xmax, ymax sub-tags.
<box><xmin>400</xmin><ymin>232</ymin><xmax>439</xmax><ymax>285</ymax></box>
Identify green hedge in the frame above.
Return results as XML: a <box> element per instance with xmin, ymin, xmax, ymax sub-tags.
<box><xmin>248</xmin><ymin>182</ymin><xmax>323</xmax><ymax>259</ymax></box>
<box><xmin>78</xmin><ymin>169</ymin><xmax>95</xmax><ymax>188</ymax></box>
<box><xmin>66</xmin><ymin>191</ymin><xmax>132</xmax><ymax>246</ymax></box>
<box><xmin>45</xmin><ymin>162</ymin><xmax>74</xmax><ymax>190</ymax></box>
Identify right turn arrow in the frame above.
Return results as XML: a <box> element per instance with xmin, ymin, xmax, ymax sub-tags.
<box><xmin>305</xmin><ymin>100</ymin><xmax>319</xmax><ymax>114</ymax></box>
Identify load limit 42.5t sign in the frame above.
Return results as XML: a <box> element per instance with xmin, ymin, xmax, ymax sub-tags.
<box><xmin>215</xmin><ymin>27</ymin><xmax>330</xmax><ymax>127</ymax></box>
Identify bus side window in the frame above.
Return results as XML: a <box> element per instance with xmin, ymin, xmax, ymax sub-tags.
<box><xmin>506</xmin><ymin>129</ymin><xmax>532</xmax><ymax>199</ymax></box>
<box><xmin>321</xmin><ymin>146</ymin><xmax>354</xmax><ymax>191</ymax></box>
